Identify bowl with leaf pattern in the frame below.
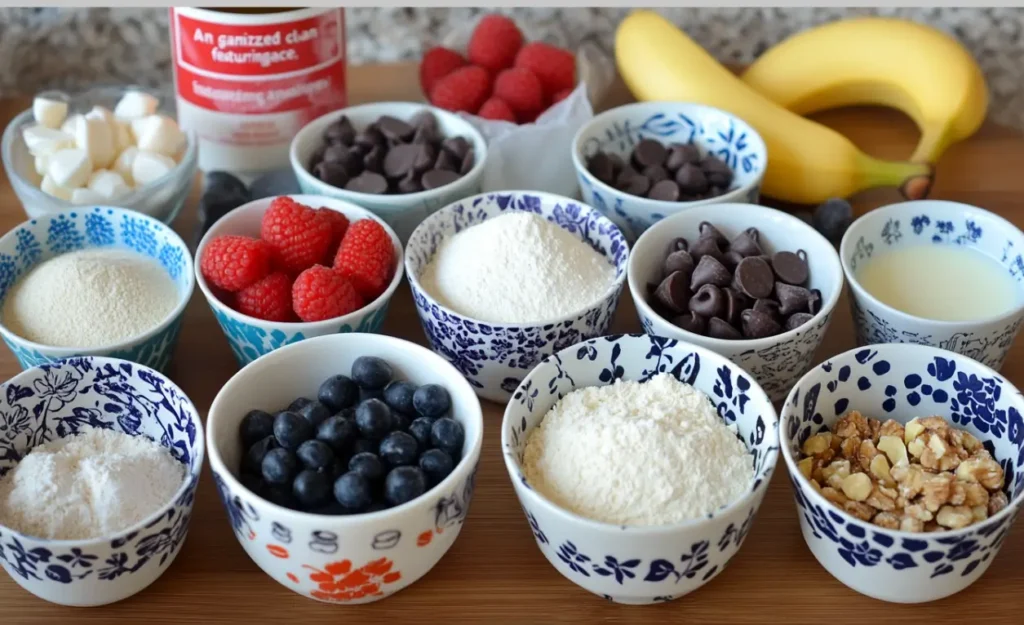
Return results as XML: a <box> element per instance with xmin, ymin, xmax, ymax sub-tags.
<box><xmin>572</xmin><ymin>101</ymin><xmax>767</xmax><ymax>240</ymax></box>
<box><xmin>0</xmin><ymin>356</ymin><xmax>203</xmax><ymax>606</ymax></box>
<box><xmin>780</xmin><ymin>343</ymin><xmax>1024</xmax><ymax>603</ymax></box>
<box><xmin>502</xmin><ymin>333</ymin><xmax>779</xmax><ymax>604</ymax></box>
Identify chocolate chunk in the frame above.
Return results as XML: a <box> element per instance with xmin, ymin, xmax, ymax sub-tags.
<box><xmin>722</xmin><ymin>250</ymin><xmax>745</xmax><ymax>270</ymax></box>
<box><xmin>807</xmin><ymin>289</ymin><xmax>823</xmax><ymax>315</ymax></box>
<box><xmin>355</xmin><ymin>128</ymin><xmax>385</xmax><ymax>151</ymax></box>
<box><xmin>460</xmin><ymin>148</ymin><xmax>475</xmax><ymax>175</ymax></box>
<box><xmin>776</xmin><ymin>282</ymin><xmax>812</xmax><ymax>316</ymax></box>
<box><xmin>772</xmin><ymin>250</ymin><xmax>810</xmax><ymax>286</ymax></box>
<box><xmin>422</xmin><ymin>169</ymin><xmax>461</xmax><ymax>190</ymax></box>
<box><xmin>689</xmin><ymin>236</ymin><xmax>725</xmax><ymax>263</ymax></box>
<box><xmin>698</xmin><ymin>221</ymin><xmax>729</xmax><ymax>247</ymax></box>
<box><xmin>730</xmin><ymin>228</ymin><xmax>763</xmax><ymax>258</ymax></box>
<box><xmin>384</xmin><ymin>143</ymin><xmax>419</xmax><ymax>179</ymax></box>
<box><xmin>675</xmin><ymin>163</ymin><xmax>709</xmax><ymax>195</ymax></box>
<box><xmin>668</xmin><ymin>237</ymin><xmax>688</xmax><ymax>253</ymax></box>
<box><xmin>378</xmin><ymin>115</ymin><xmax>415</xmax><ymax>142</ymax></box>
<box><xmin>413</xmin><ymin>143</ymin><xmax>437</xmax><ymax>173</ymax></box>
<box><xmin>314</xmin><ymin>161</ymin><xmax>349</xmax><ymax>188</ymax></box>
<box><xmin>435</xmin><ymin>148</ymin><xmax>460</xmax><ymax>172</ymax></box>
<box><xmin>624</xmin><ymin>175</ymin><xmax>651</xmax><ymax>197</ymax></box>
<box><xmin>642</xmin><ymin>165</ymin><xmax>669</xmax><ymax>184</ymax></box>
<box><xmin>442</xmin><ymin>136</ymin><xmax>470</xmax><ymax>161</ymax></box>
<box><xmin>753</xmin><ymin>298</ymin><xmax>782</xmax><ymax>322</ymax></box>
<box><xmin>734</xmin><ymin>256</ymin><xmax>775</xmax><ymax>299</ymax></box>
<box><xmin>324</xmin><ymin>116</ymin><xmax>355</xmax><ymax>145</ymax></box>
<box><xmin>397</xmin><ymin>172</ymin><xmax>422</xmax><ymax>194</ymax></box>
<box><xmin>690</xmin><ymin>255</ymin><xmax>732</xmax><ymax>290</ymax></box>
<box><xmin>588</xmin><ymin>152</ymin><xmax>616</xmax><ymax>184</ymax></box>
<box><xmin>665</xmin><ymin>143</ymin><xmax>700</xmax><ymax>171</ymax></box>
<box><xmin>632</xmin><ymin>139</ymin><xmax>667</xmax><ymax>169</ymax></box>
<box><xmin>722</xmin><ymin>287</ymin><xmax>750</xmax><ymax>325</ymax></box>
<box><xmin>345</xmin><ymin>171</ymin><xmax>388</xmax><ymax>194</ymax></box>
<box><xmin>708</xmin><ymin>317</ymin><xmax>743</xmax><ymax>340</ymax></box>
<box><xmin>702</xmin><ymin>155</ymin><xmax>734</xmax><ymax>188</ymax></box>
<box><xmin>663</xmin><ymin>250</ymin><xmax>694</xmax><ymax>282</ymax></box>
<box><xmin>363</xmin><ymin>147</ymin><xmax>385</xmax><ymax>174</ymax></box>
<box><xmin>648</xmin><ymin>179</ymin><xmax>680</xmax><ymax>202</ymax></box>
<box><xmin>785</xmin><ymin>312</ymin><xmax>815</xmax><ymax>331</ymax></box>
<box><xmin>654</xmin><ymin>271</ymin><xmax>691</xmax><ymax>314</ymax></box>
<box><xmin>673</xmin><ymin>311</ymin><xmax>707</xmax><ymax>335</ymax></box>
<box><xmin>741</xmin><ymin>309</ymin><xmax>782</xmax><ymax>339</ymax></box>
<box><xmin>689</xmin><ymin>284</ymin><xmax>726</xmax><ymax>319</ymax></box>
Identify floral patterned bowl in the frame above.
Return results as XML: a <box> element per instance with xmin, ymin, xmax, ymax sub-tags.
<box><xmin>194</xmin><ymin>194</ymin><xmax>404</xmax><ymax>367</ymax></box>
<box><xmin>206</xmin><ymin>332</ymin><xmax>483</xmax><ymax>604</ymax></box>
<box><xmin>571</xmin><ymin>101</ymin><xmax>767</xmax><ymax>240</ymax></box>
<box><xmin>780</xmin><ymin>343</ymin><xmax>1024</xmax><ymax>603</ymax></box>
<box><xmin>502</xmin><ymin>333</ymin><xmax>779</xmax><ymax>604</ymax></box>
<box><xmin>0</xmin><ymin>356</ymin><xmax>203</xmax><ymax>606</ymax></box>
<box><xmin>840</xmin><ymin>200</ymin><xmax>1024</xmax><ymax>371</ymax></box>
<box><xmin>0</xmin><ymin>206</ymin><xmax>194</xmax><ymax>372</ymax></box>
<box><xmin>405</xmin><ymin>191</ymin><xmax>629</xmax><ymax>403</ymax></box>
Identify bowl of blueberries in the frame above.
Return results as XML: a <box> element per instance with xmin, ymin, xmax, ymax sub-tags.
<box><xmin>290</xmin><ymin>102</ymin><xmax>488</xmax><ymax>243</ymax></box>
<box><xmin>205</xmin><ymin>332</ymin><xmax>483</xmax><ymax>604</ymax></box>
<box><xmin>572</xmin><ymin>101</ymin><xmax>767</xmax><ymax>240</ymax></box>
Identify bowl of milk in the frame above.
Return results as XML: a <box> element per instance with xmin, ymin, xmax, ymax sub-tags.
<box><xmin>840</xmin><ymin>200</ymin><xmax>1024</xmax><ymax>370</ymax></box>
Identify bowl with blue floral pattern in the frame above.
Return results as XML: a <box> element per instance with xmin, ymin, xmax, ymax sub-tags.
<box><xmin>404</xmin><ymin>191</ymin><xmax>629</xmax><ymax>403</ymax></box>
<box><xmin>194</xmin><ymin>194</ymin><xmax>404</xmax><ymax>368</ymax></box>
<box><xmin>841</xmin><ymin>200</ymin><xmax>1024</xmax><ymax>372</ymax></box>
<box><xmin>0</xmin><ymin>206</ymin><xmax>194</xmax><ymax>372</ymax></box>
<box><xmin>571</xmin><ymin>101</ymin><xmax>767</xmax><ymax>240</ymax></box>
<box><xmin>780</xmin><ymin>343</ymin><xmax>1024</xmax><ymax>603</ymax></box>
<box><xmin>502</xmin><ymin>333</ymin><xmax>779</xmax><ymax>604</ymax></box>
<box><xmin>0</xmin><ymin>356</ymin><xmax>204</xmax><ymax>606</ymax></box>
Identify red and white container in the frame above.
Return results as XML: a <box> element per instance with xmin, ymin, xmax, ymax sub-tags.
<box><xmin>169</xmin><ymin>7</ymin><xmax>347</xmax><ymax>178</ymax></box>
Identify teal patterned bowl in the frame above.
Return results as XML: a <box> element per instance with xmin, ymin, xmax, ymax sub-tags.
<box><xmin>0</xmin><ymin>207</ymin><xmax>193</xmax><ymax>372</ymax></box>
<box><xmin>194</xmin><ymin>194</ymin><xmax>404</xmax><ymax>367</ymax></box>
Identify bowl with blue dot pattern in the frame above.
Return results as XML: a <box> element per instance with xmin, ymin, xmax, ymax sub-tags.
<box><xmin>0</xmin><ymin>206</ymin><xmax>193</xmax><ymax>372</ymax></box>
<box><xmin>780</xmin><ymin>343</ymin><xmax>1024</xmax><ymax>603</ymax></box>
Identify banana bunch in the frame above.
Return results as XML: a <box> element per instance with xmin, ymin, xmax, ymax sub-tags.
<box><xmin>615</xmin><ymin>11</ymin><xmax>988</xmax><ymax>205</ymax></box>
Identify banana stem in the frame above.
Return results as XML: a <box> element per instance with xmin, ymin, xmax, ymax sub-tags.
<box><xmin>910</xmin><ymin>127</ymin><xmax>953</xmax><ymax>164</ymax></box>
<box><xmin>857</xmin><ymin>154</ymin><xmax>934</xmax><ymax>200</ymax></box>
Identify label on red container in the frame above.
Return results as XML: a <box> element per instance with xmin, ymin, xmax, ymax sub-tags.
<box><xmin>170</xmin><ymin>7</ymin><xmax>347</xmax><ymax>175</ymax></box>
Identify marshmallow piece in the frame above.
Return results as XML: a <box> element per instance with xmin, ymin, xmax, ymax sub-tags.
<box><xmin>32</xmin><ymin>96</ymin><xmax>68</xmax><ymax>130</ymax></box>
<box><xmin>73</xmin><ymin>114</ymin><xmax>116</xmax><ymax>169</ymax></box>
<box><xmin>87</xmin><ymin>169</ymin><xmax>130</xmax><ymax>199</ymax></box>
<box><xmin>22</xmin><ymin>125</ymin><xmax>73</xmax><ymax>156</ymax></box>
<box><xmin>60</xmin><ymin>113</ymin><xmax>82</xmax><ymax>135</ymax></box>
<box><xmin>70</xmin><ymin>187</ymin><xmax>105</xmax><ymax>206</ymax></box>
<box><xmin>47</xmin><ymin>148</ymin><xmax>92</xmax><ymax>188</ymax></box>
<box><xmin>134</xmin><ymin>115</ymin><xmax>185</xmax><ymax>158</ymax></box>
<box><xmin>34</xmin><ymin>154</ymin><xmax>48</xmax><ymax>177</ymax></box>
<box><xmin>113</xmin><ymin>91</ymin><xmax>159</xmax><ymax>121</ymax></box>
<box><xmin>114</xmin><ymin>120</ymin><xmax>133</xmax><ymax>153</ymax></box>
<box><xmin>40</xmin><ymin>175</ymin><xmax>73</xmax><ymax>201</ymax></box>
<box><xmin>113</xmin><ymin>146</ymin><xmax>138</xmax><ymax>184</ymax></box>
<box><xmin>131</xmin><ymin>150</ymin><xmax>176</xmax><ymax>186</ymax></box>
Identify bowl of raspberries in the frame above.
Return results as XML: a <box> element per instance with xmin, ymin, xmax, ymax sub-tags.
<box><xmin>195</xmin><ymin>194</ymin><xmax>403</xmax><ymax>366</ymax></box>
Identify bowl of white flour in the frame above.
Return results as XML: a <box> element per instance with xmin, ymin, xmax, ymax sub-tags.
<box><xmin>502</xmin><ymin>333</ymin><xmax>779</xmax><ymax>604</ymax></box>
<box><xmin>0</xmin><ymin>356</ymin><xmax>204</xmax><ymax>606</ymax></box>
<box><xmin>405</xmin><ymin>191</ymin><xmax>629</xmax><ymax>402</ymax></box>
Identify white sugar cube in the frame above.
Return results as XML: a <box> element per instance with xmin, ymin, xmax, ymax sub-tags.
<box><xmin>22</xmin><ymin>125</ymin><xmax>73</xmax><ymax>156</ymax></box>
<box><xmin>113</xmin><ymin>91</ymin><xmax>159</xmax><ymax>121</ymax></box>
<box><xmin>32</xmin><ymin>96</ymin><xmax>68</xmax><ymax>130</ymax></box>
<box><xmin>73</xmin><ymin>114</ymin><xmax>116</xmax><ymax>169</ymax></box>
<box><xmin>131</xmin><ymin>150</ymin><xmax>176</xmax><ymax>186</ymax></box>
<box><xmin>87</xmin><ymin>169</ymin><xmax>130</xmax><ymax>199</ymax></box>
<box><xmin>47</xmin><ymin>148</ymin><xmax>92</xmax><ymax>188</ymax></box>
<box><xmin>40</xmin><ymin>175</ymin><xmax>72</xmax><ymax>201</ymax></box>
<box><xmin>134</xmin><ymin>115</ymin><xmax>185</xmax><ymax>158</ymax></box>
<box><xmin>113</xmin><ymin>146</ymin><xmax>138</xmax><ymax>184</ymax></box>
<box><xmin>70</xmin><ymin>187</ymin><xmax>105</xmax><ymax>205</ymax></box>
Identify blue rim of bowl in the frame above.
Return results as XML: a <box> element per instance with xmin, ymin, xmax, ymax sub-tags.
<box><xmin>839</xmin><ymin>199</ymin><xmax>1024</xmax><ymax>329</ymax></box>
<box><xmin>780</xmin><ymin>342</ymin><xmax>1024</xmax><ymax>540</ymax></box>
<box><xmin>501</xmin><ymin>332</ymin><xmax>780</xmax><ymax>534</ymax></box>
<box><xmin>0</xmin><ymin>355</ymin><xmax>205</xmax><ymax>546</ymax></box>
<box><xmin>0</xmin><ymin>206</ymin><xmax>196</xmax><ymax>356</ymax></box>
<box><xmin>404</xmin><ymin>190</ymin><xmax>631</xmax><ymax>328</ymax></box>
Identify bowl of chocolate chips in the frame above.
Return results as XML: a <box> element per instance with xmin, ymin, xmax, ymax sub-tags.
<box><xmin>572</xmin><ymin>102</ymin><xmax>767</xmax><ymax>240</ymax></box>
<box><xmin>627</xmin><ymin>203</ymin><xmax>843</xmax><ymax>403</ymax></box>
<box><xmin>290</xmin><ymin>102</ymin><xmax>488</xmax><ymax>242</ymax></box>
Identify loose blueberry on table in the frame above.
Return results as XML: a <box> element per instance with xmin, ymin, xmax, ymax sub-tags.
<box><xmin>235</xmin><ymin>356</ymin><xmax>464</xmax><ymax>514</ymax></box>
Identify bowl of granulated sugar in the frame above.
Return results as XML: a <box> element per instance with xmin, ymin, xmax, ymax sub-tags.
<box><xmin>0</xmin><ymin>206</ymin><xmax>194</xmax><ymax>371</ymax></box>
<box><xmin>0</xmin><ymin>355</ymin><xmax>204</xmax><ymax>606</ymax></box>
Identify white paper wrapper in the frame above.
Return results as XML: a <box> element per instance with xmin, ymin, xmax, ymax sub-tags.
<box><xmin>441</xmin><ymin>25</ymin><xmax>616</xmax><ymax>198</ymax></box>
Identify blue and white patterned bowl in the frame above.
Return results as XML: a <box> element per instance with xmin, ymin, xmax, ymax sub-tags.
<box><xmin>194</xmin><ymin>194</ymin><xmax>404</xmax><ymax>368</ymax></box>
<box><xmin>780</xmin><ymin>344</ymin><xmax>1024</xmax><ymax>603</ymax></box>
<box><xmin>405</xmin><ymin>191</ymin><xmax>629</xmax><ymax>403</ymax></box>
<box><xmin>0</xmin><ymin>207</ymin><xmax>194</xmax><ymax>372</ymax></box>
<box><xmin>572</xmin><ymin>102</ymin><xmax>767</xmax><ymax>240</ymax></box>
<box><xmin>841</xmin><ymin>200</ymin><xmax>1024</xmax><ymax>371</ymax></box>
<box><xmin>0</xmin><ymin>356</ymin><xmax>203</xmax><ymax>606</ymax></box>
<box><xmin>502</xmin><ymin>333</ymin><xmax>779</xmax><ymax>604</ymax></box>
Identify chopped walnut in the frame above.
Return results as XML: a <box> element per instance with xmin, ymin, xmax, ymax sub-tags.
<box><xmin>901</xmin><ymin>517</ymin><xmax>925</xmax><ymax>532</ymax></box>
<box><xmin>921</xmin><ymin>473</ymin><xmax>953</xmax><ymax>512</ymax></box>
<box><xmin>866</xmin><ymin>485</ymin><xmax>897</xmax><ymax>511</ymax></box>
<box><xmin>936</xmin><ymin>505</ymin><xmax>974</xmax><ymax>529</ymax></box>
<box><xmin>840</xmin><ymin>435</ymin><xmax>862</xmax><ymax>460</ymax></box>
<box><xmin>989</xmin><ymin>491</ymin><xmax>1009</xmax><ymax>516</ymax></box>
<box><xmin>879</xmin><ymin>419</ymin><xmax>905</xmax><ymax>440</ymax></box>
<box><xmin>858</xmin><ymin>439</ymin><xmax>880</xmax><ymax>472</ymax></box>
<box><xmin>835</xmin><ymin>411</ymin><xmax>871</xmax><ymax>439</ymax></box>
<box><xmin>843</xmin><ymin>501</ymin><xmax>876</xmax><ymax>521</ymax></box>
<box><xmin>873</xmin><ymin>512</ymin><xmax>901</xmax><ymax>530</ymax></box>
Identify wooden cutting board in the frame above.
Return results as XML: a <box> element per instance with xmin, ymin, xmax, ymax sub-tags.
<box><xmin>2</xmin><ymin>62</ymin><xmax>1024</xmax><ymax>624</ymax></box>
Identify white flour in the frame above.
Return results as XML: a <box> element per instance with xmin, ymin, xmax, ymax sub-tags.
<box><xmin>0</xmin><ymin>430</ymin><xmax>185</xmax><ymax>540</ymax></box>
<box><xmin>2</xmin><ymin>248</ymin><xmax>178</xmax><ymax>348</ymax></box>
<box><xmin>418</xmin><ymin>212</ymin><xmax>616</xmax><ymax>324</ymax></box>
<box><xmin>523</xmin><ymin>374</ymin><xmax>754</xmax><ymax>526</ymax></box>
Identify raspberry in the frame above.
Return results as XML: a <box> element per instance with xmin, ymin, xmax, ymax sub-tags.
<box><xmin>429</xmin><ymin>65</ymin><xmax>491</xmax><ymax>114</ymax></box>
<box><xmin>236</xmin><ymin>272</ymin><xmax>295</xmax><ymax>322</ymax></box>
<box><xmin>318</xmin><ymin>207</ymin><xmax>350</xmax><ymax>262</ymax></box>
<box><xmin>493</xmin><ymin>67</ymin><xmax>546</xmax><ymax>121</ymax></box>
<box><xmin>477</xmin><ymin>97</ymin><xmax>516</xmax><ymax>122</ymax></box>
<box><xmin>260</xmin><ymin>196</ymin><xmax>334</xmax><ymax>274</ymax></box>
<box><xmin>467</xmin><ymin>14</ymin><xmax>523</xmax><ymax>73</ymax></box>
<box><xmin>200</xmin><ymin>235</ymin><xmax>273</xmax><ymax>292</ymax></box>
<box><xmin>514</xmin><ymin>42</ymin><xmax>576</xmax><ymax>97</ymax></box>
<box><xmin>419</xmin><ymin>46</ymin><xmax>467</xmax><ymax>96</ymax></box>
<box><xmin>333</xmin><ymin>219</ymin><xmax>395</xmax><ymax>301</ymax></box>
<box><xmin>292</xmin><ymin>266</ymin><xmax>364</xmax><ymax>322</ymax></box>
<box><xmin>552</xmin><ymin>88</ymin><xmax>573</xmax><ymax>104</ymax></box>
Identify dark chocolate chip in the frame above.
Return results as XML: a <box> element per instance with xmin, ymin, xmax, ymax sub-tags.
<box><xmin>378</xmin><ymin>115</ymin><xmax>415</xmax><ymax>142</ymax></box>
<box><xmin>675</xmin><ymin>163</ymin><xmax>709</xmax><ymax>195</ymax></box>
<box><xmin>397</xmin><ymin>172</ymin><xmax>422</xmax><ymax>194</ymax></box>
<box><xmin>460</xmin><ymin>148</ymin><xmax>475</xmax><ymax>175</ymax></box>
<box><xmin>412</xmin><ymin>143</ymin><xmax>437</xmax><ymax>173</ymax></box>
<box><xmin>363</xmin><ymin>147</ymin><xmax>384</xmax><ymax>174</ymax></box>
<box><xmin>442</xmin><ymin>136</ymin><xmax>470</xmax><ymax>161</ymax></box>
<box><xmin>689</xmin><ymin>236</ymin><xmax>725</xmax><ymax>263</ymax></box>
<box><xmin>614</xmin><ymin>167</ymin><xmax>639</xmax><ymax>190</ymax></box>
<box><xmin>632</xmin><ymin>139</ymin><xmax>667</xmax><ymax>169</ymax></box>
<box><xmin>722</xmin><ymin>287</ymin><xmax>751</xmax><ymax>325</ymax></box>
<box><xmin>776</xmin><ymin>282</ymin><xmax>812</xmax><ymax>316</ymax></box>
<box><xmin>753</xmin><ymin>298</ymin><xmax>782</xmax><ymax>322</ymax></box>
<box><xmin>345</xmin><ymin>171</ymin><xmax>388</xmax><ymax>194</ymax></box>
<box><xmin>668</xmin><ymin>237</ymin><xmax>688</xmax><ymax>253</ymax></box>
<box><xmin>665</xmin><ymin>143</ymin><xmax>701</xmax><ymax>171</ymax></box>
<box><xmin>785</xmin><ymin>312</ymin><xmax>815</xmax><ymax>331</ymax></box>
<box><xmin>322</xmin><ymin>143</ymin><xmax>349</xmax><ymax>165</ymax></box>
<box><xmin>410</xmin><ymin>110</ymin><xmax>439</xmax><ymax>133</ymax></box>
<box><xmin>648</xmin><ymin>179</ymin><xmax>680</xmax><ymax>202</ymax></box>
<box><xmin>729</xmin><ymin>228</ymin><xmax>763</xmax><ymax>258</ymax></box>
<box><xmin>314</xmin><ymin>161</ymin><xmax>349</xmax><ymax>188</ymax></box>
<box><xmin>673</xmin><ymin>311</ymin><xmax>707</xmax><ymax>335</ymax></box>
<box><xmin>642</xmin><ymin>165</ymin><xmax>668</xmax><ymax>184</ymax></box>
<box><xmin>734</xmin><ymin>256</ymin><xmax>775</xmax><ymax>300</ymax></box>
<box><xmin>324</xmin><ymin>116</ymin><xmax>355</xmax><ymax>145</ymax></box>
<box><xmin>772</xmin><ymin>250</ymin><xmax>810</xmax><ymax>286</ymax></box>
<box><xmin>722</xmin><ymin>250</ymin><xmax>745</xmax><ymax>270</ymax></box>
<box><xmin>588</xmin><ymin>152</ymin><xmax>616</xmax><ymax>184</ymax></box>
<box><xmin>355</xmin><ymin>128</ymin><xmax>385</xmax><ymax>150</ymax></box>
<box><xmin>741</xmin><ymin>309</ymin><xmax>782</xmax><ymax>339</ymax></box>
<box><xmin>808</xmin><ymin>289</ymin><xmax>823</xmax><ymax>315</ymax></box>
<box><xmin>422</xmin><ymin>169</ymin><xmax>461</xmax><ymax>190</ymax></box>
<box><xmin>708</xmin><ymin>317</ymin><xmax>743</xmax><ymax>340</ymax></box>
<box><xmin>607</xmin><ymin>153</ymin><xmax>626</xmax><ymax>172</ymax></box>
<box><xmin>662</xmin><ymin>250</ymin><xmax>694</xmax><ymax>282</ymax></box>
<box><xmin>624</xmin><ymin>175</ymin><xmax>651</xmax><ymax>197</ymax></box>
<box><xmin>688</xmin><ymin>284</ymin><xmax>726</xmax><ymax>319</ymax></box>
<box><xmin>383</xmin><ymin>143</ymin><xmax>419</xmax><ymax>179</ymax></box>
<box><xmin>690</xmin><ymin>255</ymin><xmax>732</xmax><ymax>290</ymax></box>
<box><xmin>654</xmin><ymin>271</ymin><xmax>691</xmax><ymax>314</ymax></box>
<box><xmin>698</xmin><ymin>221</ymin><xmax>729</xmax><ymax>247</ymax></box>
<box><xmin>435</xmin><ymin>149</ymin><xmax>460</xmax><ymax>172</ymax></box>
<box><xmin>701</xmin><ymin>155</ymin><xmax>734</xmax><ymax>188</ymax></box>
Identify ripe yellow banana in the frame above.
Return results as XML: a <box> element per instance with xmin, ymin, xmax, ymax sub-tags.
<box><xmin>741</xmin><ymin>17</ymin><xmax>988</xmax><ymax>164</ymax></box>
<box><xmin>614</xmin><ymin>11</ymin><xmax>932</xmax><ymax>205</ymax></box>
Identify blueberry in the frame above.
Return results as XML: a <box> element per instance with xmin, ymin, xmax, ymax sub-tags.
<box><xmin>351</xmin><ymin>438</ymin><xmax>377</xmax><ymax>456</ymax></box>
<box><xmin>430</xmin><ymin>418</ymin><xmax>464</xmax><ymax>456</ymax></box>
<box><xmin>240</xmin><ymin>472</ymin><xmax>265</xmax><ymax>495</ymax></box>
<box><xmin>292</xmin><ymin>469</ymin><xmax>332</xmax><ymax>509</ymax></box>
<box><xmin>239</xmin><ymin>409</ymin><xmax>275</xmax><ymax>449</ymax></box>
<box><xmin>383</xmin><ymin>381</ymin><xmax>417</xmax><ymax>415</ymax></box>
<box><xmin>413</xmin><ymin>384</ymin><xmax>451</xmax><ymax>418</ymax></box>
<box><xmin>261</xmin><ymin>447</ymin><xmax>299</xmax><ymax>485</ymax></box>
<box><xmin>408</xmin><ymin>418</ymin><xmax>435</xmax><ymax>449</ymax></box>
<box><xmin>352</xmin><ymin>356</ymin><xmax>393</xmax><ymax>389</ymax></box>
<box><xmin>248</xmin><ymin>170</ymin><xmax>301</xmax><ymax>200</ymax></box>
<box><xmin>359</xmin><ymin>387</ymin><xmax>384</xmax><ymax>403</ymax></box>
<box><xmin>273</xmin><ymin>411</ymin><xmax>314</xmax><ymax>449</ymax></box>
<box><xmin>356</xmin><ymin>399</ymin><xmax>393</xmax><ymax>439</ymax></box>
<box><xmin>243</xmin><ymin>435</ymin><xmax>277</xmax><ymax>475</ymax></box>
<box><xmin>317</xmin><ymin>415</ymin><xmax>358</xmax><ymax>453</ymax></box>
<box><xmin>391</xmin><ymin>411</ymin><xmax>411</xmax><ymax>432</ymax></box>
<box><xmin>812</xmin><ymin>198</ymin><xmax>853</xmax><ymax>244</ymax></box>
<box><xmin>298</xmin><ymin>400</ymin><xmax>331</xmax><ymax>428</ymax></box>
<box><xmin>384</xmin><ymin>466</ymin><xmax>427</xmax><ymax>506</ymax></box>
<box><xmin>265</xmin><ymin>484</ymin><xmax>299</xmax><ymax>510</ymax></box>
<box><xmin>379</xmin><ymin>431</ymin><xmax>419</xmax><ymax>467</ymax></box>
<box><xmin>296</xmin><ymin>439</ymin><xmax>335</xmax><ymax>471</ymax></box>
<box><xmin>334</xmin><ymin>472</ymin><xmax>373</xmax><ymax>512</ymax></box>
<box><xmin>196</xmin><ymin>172</ymin><xmax>251</xmax><ymax>243</ymax></box>
<box><xmin>318</xmin><ymin>375</ymin><xmax>359</xmax><ymax>412</ymax></box>
<box><xmin>348</xmin><ymin>452</ymin><xmax>385</xmax><ymax>482</ymax></box>
<box><xmin>288</xmin><ymin>397</ymin><xmax>313</xmax><ymax>412</ymax></box>
<box><xmin>205</xmin><ymin>170</ymin><xmax>250</xmax><ymax>197</ymax></box>
<box><xmin>419</xmin><ymin>448</ymin><xmax>455</xmax><ymax>485</ymax></box>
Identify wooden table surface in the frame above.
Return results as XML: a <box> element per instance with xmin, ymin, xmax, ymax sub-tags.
<box><xmin>3</xmin><ymin>62</ymin><xmax>1024</xmax><ymax>624</ymax></box>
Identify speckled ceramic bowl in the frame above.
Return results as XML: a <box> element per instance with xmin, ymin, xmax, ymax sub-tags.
<box><xmin>0</xmin><ymin>356</ymin><xmax>203</xmax><ymax>606</ymax></box>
